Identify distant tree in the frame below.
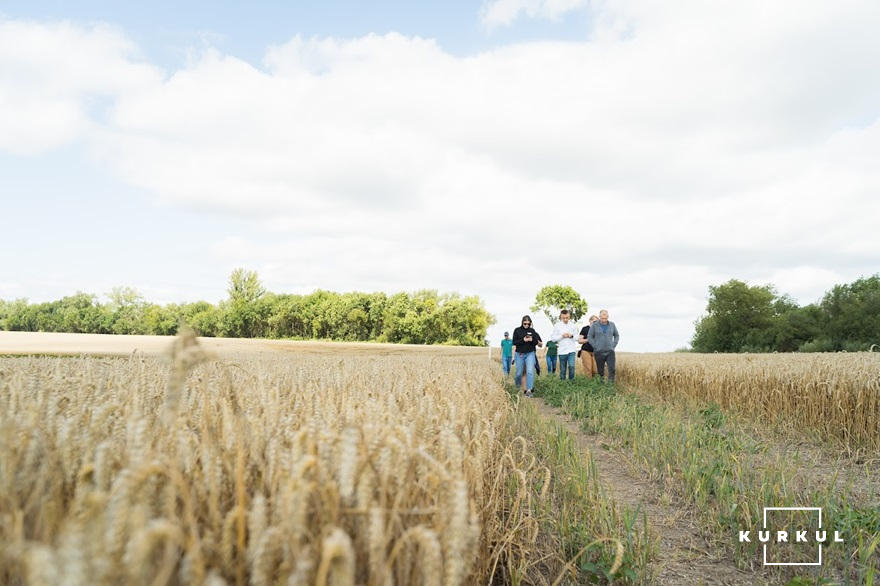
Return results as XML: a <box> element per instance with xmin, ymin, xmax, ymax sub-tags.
<box><xmin>183</xmin><ymin>301</ymin><xmax>221</xmax><ymax>337</ymax></box>
<box><xmin>105</xmin><ymin>286</ymin><xmax>147</xmax><ymax>335</ymax></box>
<box><xmin>691</xmin><ymin>279</ymin><xmax>778</xmax><ymax>352</ymax></box>
<box><xmin>144</xmin><ymin>303</ymin><xmax>183</xmax><ymax>336</ymax></box>
<box><xmin>365</xmin><ymin>292</ymin><xmax>389</xmax><ymax>339</ymax></box>
<box><xmin>1</xmin><ymin>299</ymin><xmax>31</xmax><ymax>331</ymax></box>
<box><xmin>436</xmin><ymin>293</ymin><xmax>496</xmax><ymax>346</ymax></box>
<box><xmin>0</xmin><ymin>279</ymin><xmax>493</xmax><ymax>346</ymax></box>
<box><xmin>1</xmin><ymin>297</ymin><xmax>93</xmax><ymax>333</ymax></box>
<box><xmin>531</xmin><ymin>285</ymin><xmax>589</xmax><ymax>324</ymax></box>
<box><xmin>818</xmin><ymin>274</ymin><xmax>880</xmax><ymax>350</ymax></box>
<box><xmin>28</xmin><ymin>300</ymin><xmax>63</xmax><ymax>332</ymax></box>
<box><xmin>772</xmin><ymin>303</ymin><xmax>822</xmax><ymax>352</ymax></box>
<box><xmin>408</xmin><ymin>289</ymin><xmax>441</xmax><ymax>343</ymax></box>
<box><xmin>335</xmin><ymin>291</ymin><xmax>386</xmax><ymax>341</ymax></box>
<box><xmin>227</xmin><ymin>268</ymin><xmax>266</xmax><ymax>304</ymax></box>
<box><xmin>221</xmin><ymin>269</ymin><xmax>269</xmax><ymax>338</ymax></box>
<box><xmin>378</xmin><ymin>290</ymin><xmax>494</xmax><ymax>345</ymax></box>
<box><xmin>267</xmin><ymin>294</ymin><xmax>309</xmax><ymax>339</ymax></box>
<box><xmin>58</xmin><ymin>292</ymin><xmax>104</xmax><ymax>333</ymax></box>
<box><xmin>381</xmin><ymin>290</ymin><xmax>432</xmax><ymax>344</ymax></box>
<box><xmin>300</xmin><ymin>289</ymin><xmax>338</xmax><ymax>340</ymax></box>
<box><xmin>267</xmin><ymin>291</ymin><xmax>389</xmax><ymax>341</ymax></box>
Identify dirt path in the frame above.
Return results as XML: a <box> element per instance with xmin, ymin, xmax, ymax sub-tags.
<box><xmin>533</xmin><ymin>399</ymin><xmax>769</xmax><ymax>585</ymax></box>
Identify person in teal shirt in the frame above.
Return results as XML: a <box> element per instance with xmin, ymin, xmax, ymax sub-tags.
<box><xmin>501</xmin><ymin>332</ymin><xmax>514</xmax><ymax>376</ymax></box>
<box><xmin>545</xmin><ymin>340</ymin><xmax>558</xmax><ymax>374</ymax></box>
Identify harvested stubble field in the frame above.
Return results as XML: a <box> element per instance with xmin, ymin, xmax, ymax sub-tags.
<box><xmin>1</xmin><ymin>332</ymin><xmax>559</xmax><ymax>585</ymax></box>
<box><xmin>0</xmin><ymin>331</ymin><xmax>489</xmax><ymax>359</ymax></box>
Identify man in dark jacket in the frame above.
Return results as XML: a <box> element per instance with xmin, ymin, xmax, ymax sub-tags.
<box><xmin>587</xmin><ymin>309</ymin><xmax>620</xmax><ymax>382</ymax></box>
<box><xmin>512</xmin><ymin>315</ymin><xmax>543</xmax><ymax>397</ymax></box>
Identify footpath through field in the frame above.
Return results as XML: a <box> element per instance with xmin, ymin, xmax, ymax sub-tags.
<box><xmin>531</xmin><ymin>397</ymin><xmax>768</xmax><ymax>585</ymax></box>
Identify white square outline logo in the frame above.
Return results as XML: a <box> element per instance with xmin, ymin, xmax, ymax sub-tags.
<box><xmin>762</xmin><ymin>507</ymin><xmax>822</xmax><ymax>566</ymax></box>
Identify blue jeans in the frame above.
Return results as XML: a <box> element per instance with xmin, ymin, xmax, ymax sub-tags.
<box><xmin>546</xmin><ymin>355</ymin><xmax>557</xmax><ymax>374</ymax></box>
<box><xmin>559</xmin><ymin>352</ymin><xmax>576</xmax><ymax>380</ymax></box>
<box><xmin>514</xmin><ymin>351</ymin><xmax>536</xmax><ymax>390</ymax></box>
<box><xmin>502</xmin><ymin>355</ymin><xmax>512</xmax><ymax>376</ymax></box>
<box><xmin>595</xmin><ymin>350</ymin><xmax>616</xmax><ymax>382</ymax></box>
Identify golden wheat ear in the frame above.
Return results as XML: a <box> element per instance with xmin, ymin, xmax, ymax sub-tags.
<box><xmin>163</xmin><ymin>327</ymin><xmax>212</xmax><ymax>420</ymax></box>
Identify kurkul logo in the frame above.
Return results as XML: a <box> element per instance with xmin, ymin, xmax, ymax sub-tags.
<box><xmin>738</xmin><ymin>507</ymin><xmax>843</xmax><ymax>566</ymax></box>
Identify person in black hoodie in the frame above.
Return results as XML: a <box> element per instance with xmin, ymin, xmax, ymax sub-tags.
<box><xmin>512</xmin><ymin>315</ymin><xmax>543</xmax><ymax>397</ymax></box>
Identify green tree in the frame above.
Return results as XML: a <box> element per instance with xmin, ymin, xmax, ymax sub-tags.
<box><xmin>220</xmin><ymin>269</ymin><xmax>269</xmax><ymax>338</ymax></box>
<box><xmin>27</xmin><ymin>300</ymin><xmax>63</xmax><ymax>332</ymax></box>
<box><xmin>378</xmin><ymin>290</ymin><xmax>494</xmax><ymax>345</ymax></box>
<box><xmin>58</xmin><ymin>292</ymin><xmax>104</xmax><ymax>333</ymax></box>
<box><xmin>299</xmin><ymin>289</ymin><xmax>336</xmax><ymax>339</ymax></box>
<box><xmin>531</xmin><ymin>285</ymin><xmax>589</xmax><ymax>324</ymax></box>
<box><xmin>143</xmin><ymin>303</ymin><xmax>183</xmax><ymax>336</ymax></box>
<box><xmin>0</xmin><ymin>299</ymin><xmax>10</xmax><ymax>330</ymax></box>
<box><xmin>436</xmin><ymin>293</ymin><xmax>496</xmax><ymax>346</ymax></box>
<box><xmin>267</xmin><ymin>294</ymin><xmax>304</xmax><ymax>338</ymax></box>
<box><xmin>691</xmin><ymin>279</ymin><xmax>780</xmax><ymax>352</ymax></box>
<box><xmin>1</xmin><ymin>298</ymin><xmax>93</xmax><ymax>332</ymax></box>
<box><xmin>818</xmin><ymin>274</ymin><xmax>880</xmax><ymax>350</ymax></box>
<box><xmin>105</xmin><ymin>286</ymin><xmax>147</xmax><ymax>335</ymax></box>
<box><xmin>773</xmin><ymin>303</ymin><xmax>822</xmax><ymax>352</ymax></box>
<box><xmin>227</xmin><ymin>268</ymin><xmax>266</xmax><ymax>304</ymax></box>
<box><xmin>267</xmin><ymin>291</ymin><xmax>387</xmax><ymax>341</ymax></box>
<box><xmin>365</xmin><ymin>292</ymin><xmax>388</xmax><ymax>339</ymax></box>
<box><xmin>0</xmin><ymin>299</ymin><xmax>32</xmax><ymax>331</ymax></box>
<box><xmin>183</xmin><ymin>301</ymin><xmax>221</xmax><ymax>337</ymax></box>
<box><xmin>336</xmin><ymin>291</ymin><xmax>385</xmax><ymax>341</ymax></box>
<box><xmin>1</xmin><ymin>281</ymin><xmax>493</xmax><ymax>346</ymax></box>
<box><xmin>381</xmin><ymin>291</ymin><xmax>433</xmax><ymax>344</ymax></box>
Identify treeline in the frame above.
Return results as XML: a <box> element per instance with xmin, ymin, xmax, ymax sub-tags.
<box><xmin>0</xmin><ymin>269</ymin><xmax>496</xmax><ymax>346</ymax></box>
<box><xmin>691</xmin><ymin>275</ymin><xmax>880</xmax><ymax>352</ymax></box>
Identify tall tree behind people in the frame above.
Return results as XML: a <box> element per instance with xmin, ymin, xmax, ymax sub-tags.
<box><xmin>531</xmin><ymin>285</ymin><xmax>589</xmax><ymax>324</ymax></box>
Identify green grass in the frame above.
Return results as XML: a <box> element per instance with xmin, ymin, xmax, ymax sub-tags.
<box><xmin>530</xmin><ymin>375</ymin><xmax>880</xmax><ymax>584</ymax></box>
<box><xmin>502</xmin><ymin>379</ymin><xmax>656</xmax><ymax>584</ymax></box>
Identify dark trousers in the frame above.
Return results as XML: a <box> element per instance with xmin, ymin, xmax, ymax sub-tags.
<box><xmin>595</xmin><ymin>350</ymin><xmax>616</xmax><ymax>382</ymax></box>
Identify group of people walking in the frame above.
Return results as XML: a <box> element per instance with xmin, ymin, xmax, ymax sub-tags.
<box><xmin>500</xmin><ymin>310</ymin><xmax>620</xmax><ymax>397</ymax></box>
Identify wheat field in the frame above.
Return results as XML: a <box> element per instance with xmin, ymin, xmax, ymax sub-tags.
<box><xmin>0</xmin><ymin>332</ymin><xmax>546</xmax><ymax>585</ymax></box>
<box><xmin>617</xmin><ymin>351</ymin><xmax>880</xmax><ymax>449</ymax></box>
<box><xmin>7</xmin><ymin>332</ymin><xmax>876</xmax><ymax>584</ymax></box>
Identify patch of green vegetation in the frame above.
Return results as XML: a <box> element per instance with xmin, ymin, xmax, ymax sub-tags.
<box><xmin>503</xmin><ymin>380</ymin><xmax>656</xmax><ymax>584</ymax></box>
<box><xmin>529</xmin><ymin>375</ymin><xmax>879</xmax><ymax>584</ymax></box>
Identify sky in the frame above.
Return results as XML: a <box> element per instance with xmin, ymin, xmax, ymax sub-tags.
<box><xmin>2</xmin><ymin>1</ymin><xmax>879</xmax><ymax>352</ymax></box>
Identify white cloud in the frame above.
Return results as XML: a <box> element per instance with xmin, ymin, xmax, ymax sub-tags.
<box><xmin>480</xmin><ymin>0</ymin><xmax>590</xmax><ymax>29</ymax></box>
<box><xmin>0</xmin><ymin>18</ymin><xmax>162</xmax><ymax>154</ymax></box>
<box><xmin>3</xmin><ymin>3</ymin><xmax>880</xmax><ymax>351</ymax></box>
